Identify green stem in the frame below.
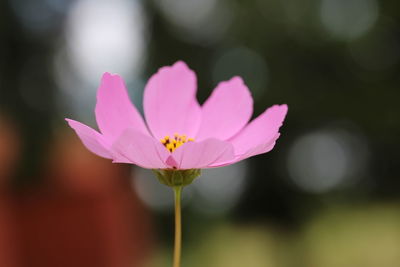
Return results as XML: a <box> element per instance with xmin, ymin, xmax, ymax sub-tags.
<box><xmin>173</xmin><ymin>186</ymin><xmax>183</xmax><ymax>267</ymax></box>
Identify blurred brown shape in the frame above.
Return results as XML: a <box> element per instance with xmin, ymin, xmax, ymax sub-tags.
<box><xmin>0</xmin><ymin>124</ymin><xmax>154</xmax><ymax>267</ymax></box>
<box><xmin>0</xmin><ymin>196</ymin><xmax>18</xmax><ymax>267</ymax></box>
<box><xmin>0</xmin><ymin>115</ymin><xmax>20</xmax><ymax>267</ymax></box>
<box><xmin>0</xmin><ymin>115</ymin><xmax>21</xmax><ymax>187</ymax></box>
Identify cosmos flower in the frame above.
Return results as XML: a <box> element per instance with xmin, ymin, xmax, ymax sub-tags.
<box><xmin>66</xmin><ymin>61</ymin><xmax>287</xmax><ymax>171</ymax></box>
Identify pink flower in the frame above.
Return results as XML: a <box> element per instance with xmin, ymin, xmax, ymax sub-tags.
<box><xmin>66</xmin><ymin>61</ymin><xmax>287</xmax><ymax>170</ymax></box>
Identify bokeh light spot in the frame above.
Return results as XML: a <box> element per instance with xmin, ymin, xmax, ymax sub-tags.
<box><xmin>65</xmin><ymin>0</ymin><xmax>147</xmax><ymax>85</ymax></box>
<box><xmin>132</xmin><ymin>168</ymin><xmax>192</xmax><ymax>212</ymax></box>
<box><xmin>192</xmin><ymin>161</ymin><xmax>247</xmax><ymax>215</ymax></box>
<box><xmin>320</xmin><ymin>0</ymin><xmax>379</xmax><ymax>41</ymax></box>
<box><xmin>153</xmin><ymin>0</ymin><xmax>233</xmax><ymax>45</ymax></box>
<box><xmin>287</xmin><ymin>127</ymin><xmax>369</xmax><ymax>193</ymax></box>
<box><xmin>348</xmin><ymin>26</ymin><xmax>400</xmax><ymax>71</ymax></box>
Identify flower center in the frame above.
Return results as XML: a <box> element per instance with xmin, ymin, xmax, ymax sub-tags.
<box><xmin>160</xmin><ymin>133</ymin><xmax>195</xmax><ymax>152</ymax></box>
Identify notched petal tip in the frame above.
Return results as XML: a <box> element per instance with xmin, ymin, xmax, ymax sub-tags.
<box><xmin>101</xmin><ymin>72</ymin><xmax>122</xmax><ymax>82</ymax></box>
<box><xmin>172</xmin><ymin>60</ymin><xmax>189</xmax><ymax>69</ymax></box>
<box><xmin>101</xmin><ymin>72</ymin><xmax>112</xmax><ymax>80</ymax></box>
<box><xmin>262</xmin><ymin>104</ymin><xmax>288</xmax><ymax>125</ymax></box>
<box><xmin>216</xmin><ymin>76</ymin><xmax>252</xmax><ymax>99</ymax></box>
<box><xmin>101</xmin><ymin>72</ymin><xmax>125</xmax><ymax>84</ymax></box>
<box><xmin>65</xmin><ymin>118</ymin><xmax>76</xmax><ymax>130</ymax></box>
<box><xmin>155</xmin><ymin>60</ymin><xmax>193</xmax><ymax>77</ymax></box>
<box><xmin>271</xmin><ymin>104</ymin><xmax>289</xmax><ymax>125</ymax></box>
<box><xmin>217</xmin><ymin>76</ymin><xmax>244</xmax><ymax>87</ymax></box>
<box><xmin>273</xmin><ymin>104</ymin><xmax>288</xmax><ymax>113</ymax></box>
<box><xmin>65</xmin><ymin>118</ymin><xmax>84</xmax><ymax>128</ymax></box>
<box><xmin>229</xmin><ymin>76</ymin><xmax>245</xmax><ymax>84</ymax></box>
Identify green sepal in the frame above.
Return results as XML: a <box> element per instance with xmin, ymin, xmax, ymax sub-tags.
<box><xmin>153</xmin><ymin>169</ymin><xmax>201</xmax><ymax>187</ymax></box>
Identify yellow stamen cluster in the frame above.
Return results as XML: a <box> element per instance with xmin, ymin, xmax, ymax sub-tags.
<box><xmin>160</xmin><ymin>133</ymin><xmax>195</xmax><ymax>152</ymax></box>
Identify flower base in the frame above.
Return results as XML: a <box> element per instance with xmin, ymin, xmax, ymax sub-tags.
<box><xmin>153</xmin><ymin>169</ymin><xmax>201</xmax><ymax>187</ymax></box>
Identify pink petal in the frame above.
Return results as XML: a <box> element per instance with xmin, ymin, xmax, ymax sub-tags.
<box><xmin>95</xmin><ymin>73</ymin><xmax>149</xmax><ymax>141</ymax></box>
<box><xmin>65</xmin><ymin>119</ymin><xmax>112</xmax><ymax>159</ymax></box>
<box><xmin>196</xmin><ymin>77</ymin><xmax>253</xmax><ymax>141</ymax></box>
<box><xmin>230</xmin><ymin>104</ymin><xmax>288</xmax><ymax>157</ymax></box>
<box><xmin>208</xmin><ymin>129</ymin><xmax>282</xmax><ymax>168</ymax></box>
<box><xmin>234</xmin><ymin>133</ymin><xmax>281</xmax><ymax>162</ymax></box>
<box><xmin>171</xmin><ymin>139</ymin><xmax>235</xmax><ymax>169</ymax></box>
<box><xmin>112</xmin><ymin>129</ymin><xmax>170</xmax><ymax>169</ymax></box>
<box><xmin>143</xmin><ymin>61</ymin><xmax>201</xmax><ymax>139</ymax></box>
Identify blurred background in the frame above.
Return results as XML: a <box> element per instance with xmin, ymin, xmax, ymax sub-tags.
<box><xmin>0</xmin><ymin>0</ymin><xmax>400</xmax><ymax>266</ymax></box>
